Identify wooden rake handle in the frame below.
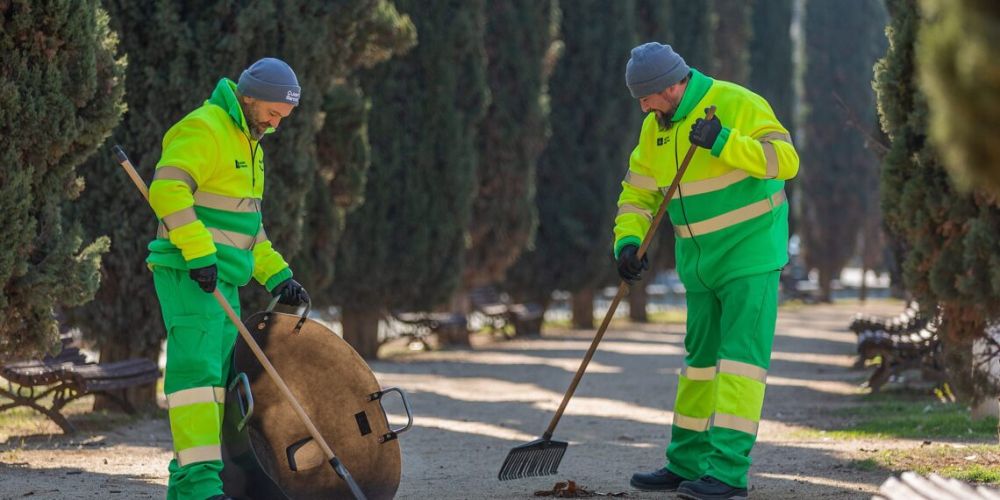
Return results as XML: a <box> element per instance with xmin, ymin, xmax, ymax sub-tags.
<box><xmin>542</xmin><ymin>106</ymin><xmax>716</xmax><ymax>439</ymax></box>
<box><xmin>111</xmin><ymin>146</ymin><xmax>366</xmax><ymax>500</ymax></box>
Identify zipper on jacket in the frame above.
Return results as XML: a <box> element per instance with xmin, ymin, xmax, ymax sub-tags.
<box><xmin>673</xmin><ymin>124</ymin><xmax>712</xmax><ymax>292</ymax></box>
<box><xmin>244</xmin><ymin>132</ymin><xmax>260</xmax><ymax>189</ymax></box>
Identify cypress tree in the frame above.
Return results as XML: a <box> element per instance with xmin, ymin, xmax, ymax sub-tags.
<box><xmin>748</xmin><ymin>0</ymin><xmax>796</xmax><ymax>237</ymax></box>
<box><xmin>505</xmin><ymin>0</ymin><xmax>639</xmax><ymax>329</ymax></box>
<box><xmin>334</xmin><ymin>0</ymin><xmax>488</xmax><ymax>358</ymax></box>
<box><xmin>66</xmin><ymin>1</ymin><xmax>414</xmax><ymax>406</ymax></box>
<box><xmin>749</xmin><ymin>0</ymin><xmax>794</xmax><ymax>126</ymax></box>
<box><xmin>800</xmin><ymin>0</ymin><xmax>887</xmax><ymax>302</ymax></box>
<box><xmin>462</xmin><ymin>0</ymin><xmax>559</xmax><ymax>291</ymax></box>
<box><xmin>877</xmin><ymin>0</ymin><xmax>1000</xmax><ymax>404</ymax></box>
<box><xmin>637</xmin><ymin>0</ymin><xmax>672</xmax><ymax>43</ymax></box>
<box><xmin>0</xmin><ymin>1</ymin><xmax>124</xmax><ymax>360</ymax></box>
<box><xmin>670</xmin><ymin>0</ymin><xmax>715</xmax><ymax>72</ymax></box>
<box><xmin>712</xmin><ymin>0</ymin><xmax>752</xmax><ymax>83</ymax></box>
<box><xmin>918</xmin><ymin>0</ymin><xmax>1000</xmax><ymax>195</ymax></box>
<box><xmin>293</xmin><ymin>6</ymin><xmax>417</xmax><ymax>300</ymax></box>
<box><xmin>630</xmin><ymin>0</ymin><xmax>674</xmax><ymax>323</ymax></box>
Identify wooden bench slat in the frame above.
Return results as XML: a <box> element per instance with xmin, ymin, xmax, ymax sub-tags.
<box><xmin>69</xmin><ymin>359</ymin><xmax>158</xmax><ymax>380</ymax></box>
<box><xmin>82</xmin><ymin>371</ymin><xmax>160</xmax><ymax>393</ymax></box>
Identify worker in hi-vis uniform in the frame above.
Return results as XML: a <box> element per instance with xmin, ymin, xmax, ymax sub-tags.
<box><xmin>614</xmin><ymin>42</ymin><xmax>799</xmax><ymax>500</ymax></box>
<box><xmin>147</xmin><ymin>58</ymin><xmax>310</xmax><ymax>500</ymax></box>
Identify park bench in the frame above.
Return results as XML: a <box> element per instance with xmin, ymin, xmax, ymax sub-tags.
<box><xmin>467</xmin><ymin>286</ymin><xmax>544</xmax><ymax>337</ymax></box>
<box><xmin>387</xmin><ymin>311</ymin><xmax>468</xmax><ymax>350</ymax></box>
<box><xmin>851</xmin><ymin>305</ymin><xmax>944</xmax><ymax>392</ymax></box>
<box><xmin>849</xmin><ymin>301</ymin><xmax>925</xmax><ymax>336</ymax></box>
<box><xmin>0</xmin><ymin>335</ymin><xmax>160</xmax><ymax>434</ymax></box>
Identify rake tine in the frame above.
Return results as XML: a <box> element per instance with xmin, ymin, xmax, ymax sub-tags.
<box><xmin>498</xmin><ymin>437</ymin><xmax>568</xmax><ymax>480</ymax></box>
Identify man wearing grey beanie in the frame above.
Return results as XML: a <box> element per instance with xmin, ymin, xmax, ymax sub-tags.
<box><xmin>614</xmin><ymin>42</ymin><xmax>799</xmax><ymax>500</ymax></box>
<box><xmin>146</xmin><ymin>57</ymin><xmax>308</xmax><ymax>500</ymax></box>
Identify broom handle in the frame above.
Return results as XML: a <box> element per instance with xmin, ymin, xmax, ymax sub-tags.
<box><xmin>112</xmin><ymin>146</ymin><xmax>366</xmax><ymax>500</ymax></box>
<box><xmin>543</xmin><ymin>106</ymin><xmax>716</xmax><ymax>439</ymax></box>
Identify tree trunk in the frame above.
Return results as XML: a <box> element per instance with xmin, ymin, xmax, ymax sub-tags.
<box><xmin>628</xmin><ymin>283</ymin><xmax>649</xmax><ymax>323</ymax></box>
<box><xmin>435</xmin><ymin>290</ymin><xmax>471</xmax><ymax>346</ymax></box>
<box><xmin>818</xmin><ymin>267</ymin><xmax>834</xmax><ymax>303</ymax></box>
<box><xmin>859</xmin><ymin>266</ymin><xmax>869</xmax><ymax>303</ymax></box>
<box><xmin>93</xmin><ymin>343</ymin><xmax>159</xmax><ymax>412</ymax></box>
<box><xmin>571</xmin><ymin>287</ymin><xmax>595</xmax><ymax>329</ymax></box>
<box><xmin>342</xmin><ymin>306</ymin><xmax>381</xmax><ymax>360</ymax></box>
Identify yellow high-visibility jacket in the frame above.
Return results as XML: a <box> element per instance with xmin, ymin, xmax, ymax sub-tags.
<box><xmin>614</xmin><ymin>69</ymin><xmax>799</xmax><ymax>291</ymax></box>
<box><xmin>147</xmin><ymin>78</ymin><xmax>292</xmax><ymax>291</ymax></box>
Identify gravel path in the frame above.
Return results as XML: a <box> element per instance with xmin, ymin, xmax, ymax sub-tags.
<box><xmin>0</xmin><ymin>301</ymin><xmax>910</xmax><ymax>499</ymax></box>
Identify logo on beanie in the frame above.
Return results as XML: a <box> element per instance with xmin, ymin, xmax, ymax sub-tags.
<box><xmin>286</xmin><ymin>90</ymin><xmax>300</xmax><ymax>103</ymax></box>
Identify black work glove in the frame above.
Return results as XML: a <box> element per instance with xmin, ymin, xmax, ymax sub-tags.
<box><xmin>189</xmin><ymin>264</ymin><xmax>218</xmax><ymax>293</ymax></box>
<box><xmin>616</xmin><ymin>245</ymin><xmax>649</xmax><ymax>284</ymax></box>
<box><xmin>689</xmin><ymin>111</ymin><xmax>723</xmax><ymax>149</ymax></box>
<box><xmin>272</xmin><ymin>278</ymin><xmax>310</xmax><ymax>306</ymax></box>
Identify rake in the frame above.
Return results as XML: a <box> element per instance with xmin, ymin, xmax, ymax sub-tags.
<box><xmin>498</xmin><ymin>106</ymin><xmax>717</xmax><ymax>481</ymax></box>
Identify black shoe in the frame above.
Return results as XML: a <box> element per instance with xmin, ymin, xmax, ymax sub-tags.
<box><xmin>629</xmin><ymin>467</ymin><xmax>688</xmax><ymax>491</ymax></box>
<box><xmin>677</xmin><ymin>475</ymin><xmax>749</xmax><ymax>500</ymax></box>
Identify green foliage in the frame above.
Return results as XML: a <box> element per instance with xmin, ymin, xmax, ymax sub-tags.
<box><xmin>65</xmin><ymin>2</ymin><xmax>414</xmax><ymax>371</ymax></box>
<box><xmin>877</xmin><ymin>1</ymin><xmax>1000</xmax><ymax>404</ymax></box>
<box><xmin>0</xmin><ymin>0</ymin><xmax>124</xmax><ymax>360</ymax></box>
<box><xmin>919</xmin><ymin>0</ymin><xmax>1000</xmax><ymax>196</ymax></box>
<box><xmin>800</xmin><ymin>0</ymin><xmax>887</xmax><ymax>301</ymax></box>
<box><xmin>335</xmin><ymin>0</ymin><xmax>488</xmax><ymax>314</ymax></box>
<box><xmin>749</xmin><ymin>0</ymin><xmax>794</xmax><ymax>125</ymax></box>
<box><xmin>636</xmin><ymin>0</ymin><xmax>676</xmax><ymax>273</ymax></box>
<box><xmin>670</xmin><ymin>0</ymin><xmax>714</xmax><ymax>71</ymax></box>
<box><xmin>463</xmin><ymin>0</ymin><xmax>559</xmax><ymax>288</ymax></box>
<box><xmin>505</xmin><ymin>0</ymin><xmax>639</xmax><ymax>303</ymax></box>
<box><xmin>295</xmin><ymin>5</ymin><xmax>417</xmax><ymax>300</ymax></box>
<box><xmin>636</xmin><ymin>0</ymin><xmax>672</xmax><ymax>41</ymax></box>
<box><xmin>712</xmin><ymin>0</ymin><xmax>752</xmax><ymax>83</ymax></box>
<box><xmin>748</xmin><ymin>0</ymin><xmax>796</xmax><ymax>237</ymax></box>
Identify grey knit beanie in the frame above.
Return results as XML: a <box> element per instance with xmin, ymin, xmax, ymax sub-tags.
<box><xmin>625</xmin><ymin>43</ymin><xmax>690</xmax><ymax>98</ymax></box>
<box><xmin>237</xmin><ymin>58</ymin><xmax>301</xmax><ymax>106</ymax></box>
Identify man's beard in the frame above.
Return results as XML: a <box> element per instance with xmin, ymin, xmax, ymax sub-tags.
<box><xmin>655</xmin><ymin>110</ymin><xmax>675</xmax><ymax>131</ymax></box>
<box><xmin>250</xmin><ymin>123</ymin><xmax>267</xmax><ymax>140</ymax></box>
<box><xmin>654</xmin><ymin>95</ymin><xmax>680</xmax><ymax>131</ymax></box>
<box><xmin>243</xmin><ymin>101</ymin><xmax>268</xmax><ymax>139</ymax></box>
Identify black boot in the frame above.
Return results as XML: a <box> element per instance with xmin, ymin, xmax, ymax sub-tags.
<box><xmin>677</xmin><ymin>475</ymin><xmax>749</xmax><ymax>500</ymax></box>
<box><xmin>629</xmin><ymin>467</ymin><xmax>688</xmax><ymax>491</ymax></box>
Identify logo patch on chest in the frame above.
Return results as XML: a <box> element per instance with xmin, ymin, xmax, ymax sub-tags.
<box><xmin>234</xmin><ymin>160</ymin><xmax>249</xmax><ymax>169</ymax></box>
<box><xmin>657</xmin><ymin>136</ymin><xmax>671</xmax><ymax>146</ymax></box>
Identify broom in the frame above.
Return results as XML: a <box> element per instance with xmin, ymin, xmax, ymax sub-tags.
<box><xmin>498</xmin><ymin>106</ymin><xmax>717</xmax><ymax>481</ymax></box>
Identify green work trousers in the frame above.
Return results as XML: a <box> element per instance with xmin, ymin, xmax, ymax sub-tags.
<box><xmin>153</xmin><ymin>266</ymin><xmax>240</xmax><ymax>500</ymax></box>
<box><xmin>665</xmin><ymin>271</ymin><xmax>780</xmax><ymax>489</ymax></box>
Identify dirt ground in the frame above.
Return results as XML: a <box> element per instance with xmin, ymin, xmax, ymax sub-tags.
<box><xmin>0</xmin><ymin>300</ymin><xmax>955</xmax><ymax>499</ymax></box>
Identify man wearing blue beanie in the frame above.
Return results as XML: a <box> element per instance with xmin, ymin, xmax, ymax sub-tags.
<box><xmin>147</xmin><ymin>57</ymin><xmax>309</xmax><ymax>500</ymax></box>
<box><xmin>615</xmin><ymin>43</ymin><xmax>799</xmax><ymax>500</ymax></box>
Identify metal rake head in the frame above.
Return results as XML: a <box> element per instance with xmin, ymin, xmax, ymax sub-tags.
<box><xmin>497</xmin><ymin>437</ymin><xmax>568</xmax><ymax>481</ymax></box>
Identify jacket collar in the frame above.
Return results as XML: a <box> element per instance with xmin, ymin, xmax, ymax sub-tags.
<box><xmin>671</xmin><ymin>68</ymin><xmax>713</xmax><ymax>123</ymax></box>
<box><xmin>207</xmin><ymin>78</ymin><xmax>275</xmax><ymax>137</ymax></box>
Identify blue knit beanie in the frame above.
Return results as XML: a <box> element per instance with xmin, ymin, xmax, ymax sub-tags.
<box><xmin>237</xmin><ymin>58</ymin><xmax>301</xmax><ymax>106</ymax></box>
<box><xmin>625</xmin><ymin>43</ymin><xmax>690</xmax><ymax>98</ymax></box>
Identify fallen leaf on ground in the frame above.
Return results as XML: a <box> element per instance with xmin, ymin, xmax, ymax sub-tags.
<box><xmin>534</xmin><ymin>480</ymin><xmax>627</xmax><ymax>497</ymax></box>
